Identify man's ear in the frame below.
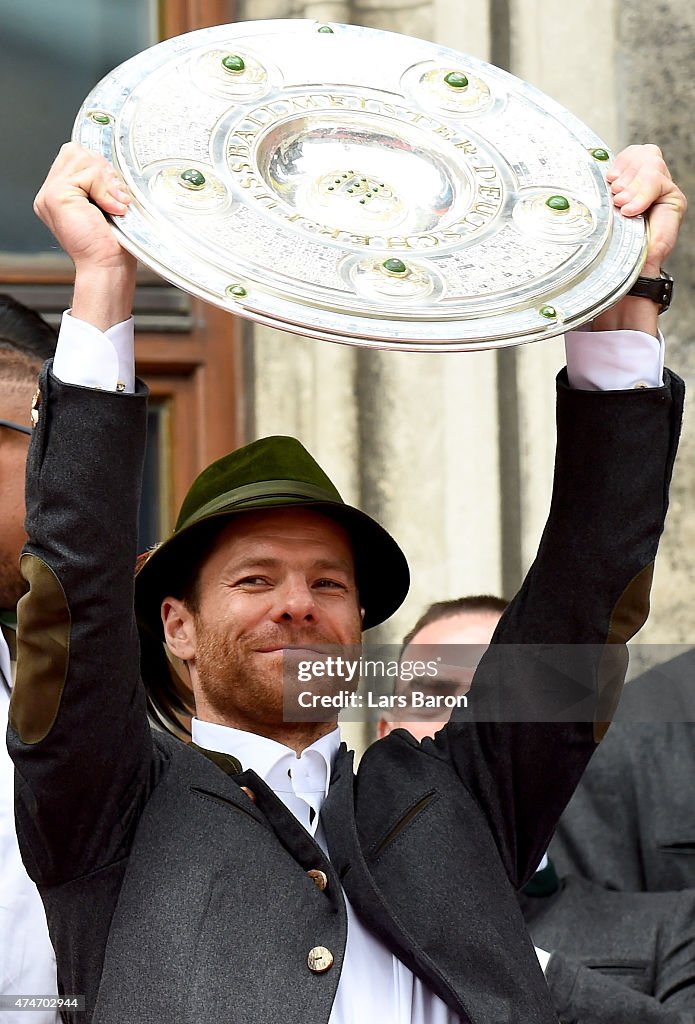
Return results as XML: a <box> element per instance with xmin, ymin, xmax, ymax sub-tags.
<box><xmin>376</xmin><ymin>717</ymin><xmax>392</xmax><ymax>740</ymax></box>
<box><xmin>161</xmin><ymin>597</ymin><xmax>196</xmax><ymax>662</ymax></box>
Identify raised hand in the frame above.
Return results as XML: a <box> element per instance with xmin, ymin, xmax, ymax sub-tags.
<box><xmin>592</xmin><ymin>144</ymin><xmax>686</xmax><ymax>335</ymax></box>
<box><xmin>34</xmin><ymin>143</ymin><xmax>137</xmax><ymax>330</ymax></box>
<box><xmin>608</xmin><ymin>144</ymin><xmax>687</xmax><ymax>277</ymax></box>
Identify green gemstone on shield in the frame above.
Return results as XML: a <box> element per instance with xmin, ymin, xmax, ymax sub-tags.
<box><xmin>90</xmin><ymin>111</ymin><xmax>111</xmax><ymax>125</ymax></box>
<box><xmin>382</xmin><ymin>258</ymin><xmax>408</xmax><ymax>276</ymax></box>
<box><xmin>591</xmin><ymin>148</ymin><xmax>610</xmax><ymax>161</ymax></box>
<box><xmin>539</xmin><ymin>304</ymin><xmax>557</xmax><ymax>319</ymax></box>
<box><xmin>222</xmin><ymin>54</ymin><xmax>246</xmax><ymax>74</ymax></box>
<box><xmin>318</xmin><ymin>25</ymin><xmax>334</xmax><ymax>33</ymax></box>
<box><xmin>444</xmin><ymin>71</ymin><xmax>469</xmax><ymax>89</ymax></box>
<box><xmin>227</xmin><ymin>284</ymin><xmax>247</xmax><ymax>299</ymax></box>
<box><xmin>545</xmin><ymin>195</ymin><xmax>570</xmax><ymax>212</ymax></box>
<box><xmin>179</xmin><ymin>169</ymin><xmax>206</xmax><ymax>190</ymax></box>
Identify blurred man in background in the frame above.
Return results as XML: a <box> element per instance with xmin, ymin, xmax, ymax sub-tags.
<box><xmin>376</xmin><ymin>595</ymin><xmax>506</xmax><ymax>742</ymax></box>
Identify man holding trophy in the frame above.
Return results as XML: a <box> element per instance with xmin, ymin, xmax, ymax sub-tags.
<box><xmin>5</xmin><ymin>22</ymin><xmax>688</xmax><ymax>1024</ymax></box>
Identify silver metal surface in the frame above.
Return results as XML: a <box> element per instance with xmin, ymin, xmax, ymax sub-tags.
<box><xmin>73</xmin><ymin>21</ymin><xmax>647</xmax><ymax>351</ymax></box>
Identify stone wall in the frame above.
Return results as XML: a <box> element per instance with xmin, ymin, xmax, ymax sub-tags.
<box><xmin>615</xmin><ymin>2</ymin><xmax>695</xmax><ymax>643</ymax></box>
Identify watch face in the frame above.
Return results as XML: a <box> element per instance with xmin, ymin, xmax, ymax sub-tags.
<box><xmin>73</xmin><ymin>19</ymin><xmax>647</xmax><ymax>351</ymax></box>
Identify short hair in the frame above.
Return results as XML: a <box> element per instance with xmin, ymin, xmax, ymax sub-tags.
<box><xmin>169</xmin><ymin>519</ymin><xmax>231</xmax><ymax>616</ymax></box>
<box><xmin>0</xmin><ymin>293</ymin><xmax>57</xmax><ymax>374</ymax></box>
<box><xmin>402</xmin><ymin>594</ymin><xmax>509</xmax><ymax>648</ymax></box>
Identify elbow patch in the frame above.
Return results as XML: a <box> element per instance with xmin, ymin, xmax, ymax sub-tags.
<box><xmin>10</xmin><ymin>554</ymin><xmax>70</xmax><ymax>744</ymax></box>
<box><xmin>594</xmin><ymin>562</ymin><xmax>654</xmax><ymax>742</ymax></box>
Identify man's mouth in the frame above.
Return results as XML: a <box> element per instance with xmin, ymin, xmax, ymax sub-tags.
<box><xmin>254</xmin><ymin>645</ymin><xmax>325</xmax><ymax>655</ymax></box>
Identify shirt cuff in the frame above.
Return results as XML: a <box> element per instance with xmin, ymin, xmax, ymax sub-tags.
<box><xmin>534</xmin><ymin>946</ymin><xmax>551</xmax><ymax>974</ymax></box>
<box><xmin>564</xmin><ymin>328</ymin><xmax>664</xmax><ymax>391</ymax></box>
<box><xmin>53</xmin><ymin>311</ymin><xmax>136</xmax><ymax>393</ymax></box>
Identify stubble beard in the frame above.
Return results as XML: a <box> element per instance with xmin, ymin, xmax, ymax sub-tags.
<box><xmin>193</xmin><ymin>617</ymin><xmax>362</xmax><ymax>735</ymax></box>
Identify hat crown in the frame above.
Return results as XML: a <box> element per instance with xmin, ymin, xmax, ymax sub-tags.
<box><xmin>175</xmin><ymin>435</ymin><xmax>342</xmax><ymax>532</ymax></box>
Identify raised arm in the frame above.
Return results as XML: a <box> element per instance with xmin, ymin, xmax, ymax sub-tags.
<box><xmin>7</xmin><ymin>145</ymin><xmax>158</xmax><ymax>887</ymax></box>
<box><xmin>432</xmin><ymin>145</ymin><xmax>686</xmax><ymax>887</ymax></box>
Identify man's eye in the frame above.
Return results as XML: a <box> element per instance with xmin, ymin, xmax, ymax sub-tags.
<box><xmin>314</xmin><ymin>578</ymin><xmax>346</xmax><ymax>590</ymax></box>
<box><xmin>236</xmin><ymin>576</ymin><xmax>269</xmax><ymax>586</ymax></box>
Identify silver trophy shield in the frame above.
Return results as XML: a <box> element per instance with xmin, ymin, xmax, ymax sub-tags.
<box><xmin>73</xmin><ymin>20</ymin><xmax>647</xmax><ymax>351</ymax></box>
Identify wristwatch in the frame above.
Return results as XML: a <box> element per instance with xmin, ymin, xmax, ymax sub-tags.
<box><xmin>627</xmin><ymin>270</ymin><xmax>674</xmax><ymax>313</ymax></box>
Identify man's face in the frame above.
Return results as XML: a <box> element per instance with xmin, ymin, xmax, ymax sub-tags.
<box><xmin>162</xmin><ymin>507</ymin><xmax>363</xmax><ymax>735</ymax></box>
<box><xmin>0</xmin><ymin>382</ymin><xmax>33</xmax><ymax>608</ymax></box>
<box><xmin>378</xmin><ymin>609</ymin><xmax>502</xmax><ymax>742</ymax></box>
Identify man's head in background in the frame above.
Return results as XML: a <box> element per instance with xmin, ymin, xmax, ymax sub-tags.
<box><xmin>377</xmin><ymin>594</ymin><xmax>508</xmax><ymax>742</ymax></box>
<box><xmin>0</xmin><ymin>294</ymin><xmax>57</xmax><ymax>608</ymax></box>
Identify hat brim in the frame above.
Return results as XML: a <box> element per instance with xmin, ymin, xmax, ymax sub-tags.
<box><xmin>135</xmin><ymin>497</ymin><xmax>409</xmax><ymax>637</ymax></box>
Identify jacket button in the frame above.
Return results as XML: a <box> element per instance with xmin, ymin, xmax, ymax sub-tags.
<box><xmin>307</xmin><ymin>946</ymin><xmax>334</xmax><ymax>972</ymax></box>
<box><xmin>239</xmin><ymin>786</ymin><xmax>257</xmax><ymax>803</ymax></box>
<box><xmin>307</xmin><ymin>869</ymin><xmax>328</xmax><ymax>891</ymax></box>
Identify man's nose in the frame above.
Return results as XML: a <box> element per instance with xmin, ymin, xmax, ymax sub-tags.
<box><xmin>272</xmin><ymin>578</ymin><xmax>317</xmax><ymax>623</ymax></box>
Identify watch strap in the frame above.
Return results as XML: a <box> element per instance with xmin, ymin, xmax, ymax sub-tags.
<box><xmin>627</xmin><ymin>271</ymin><xmax>674</xmax><ymax>313</ymax></box>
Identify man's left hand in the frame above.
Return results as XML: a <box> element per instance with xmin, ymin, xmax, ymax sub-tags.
<box><xmin>608</xmin><ymin>144</ymin><xmax>686</xmax><ymax>276</ymax></box>
<box><xmin>592</xmin><ymin>144</ymin><xmax>686</xmax><ymax>335</ymax></box>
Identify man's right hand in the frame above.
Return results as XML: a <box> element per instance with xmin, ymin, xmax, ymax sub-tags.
<box><xmin>34</xmin><ymin>143</ymin><xmax>137</xmax><ymax>331</ymax></box>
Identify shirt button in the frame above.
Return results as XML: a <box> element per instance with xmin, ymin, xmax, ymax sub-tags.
<box><xmin>632</xmin><ymin>381</ymin><xmax>649</xmax><ymax>389</ymax></box>
<box><xmin>307</xmin><ymin>869</ymin><xmax>328</xmax><ymax>891</ymax></box>
<box><xmin>307</xmin><ymin>946</ymin><xmax>334</xmax><ymax>972</ymax></box>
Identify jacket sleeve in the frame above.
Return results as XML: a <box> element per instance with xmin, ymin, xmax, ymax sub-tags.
<box><xmin>431</xmin><ymin>369</ymin><xmax>684</xmax><ymax>887</ymax></box>
<box><xmin>6</xmin><ymin>365</ymin><xmax>160</xmax><ymax>886</ymax></box>
<box><xmin>546</xmin><ymin>952</ymin><xmax>695</xmax><ymax>1024</ymax></box>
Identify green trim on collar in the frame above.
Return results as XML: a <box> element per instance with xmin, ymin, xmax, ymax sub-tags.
<box><xmin>522</xmin><ymin>858</ymin><xmax>561</xmax><ymax>897</ymax></box>
<box><xmin>0</xmin><ymin>609</ymin><xmax>17</xmax><ymax>630</ymax></box>
<box><xmin>190</xmin><ymin>742</ymin><xmax>243</xmax><ymax>776</ymax></box>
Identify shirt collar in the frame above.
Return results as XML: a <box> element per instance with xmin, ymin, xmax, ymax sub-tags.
<box><xmin>190</xmin><ymin>718</ymin><xmax>340</xmax><ymax>800</ymax></box>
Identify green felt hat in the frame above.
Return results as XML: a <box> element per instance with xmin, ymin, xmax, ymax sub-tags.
<box><xmin>135</xmin><ymin>436</ymin><xmax>410</xmax><ymax>733</ymax></box>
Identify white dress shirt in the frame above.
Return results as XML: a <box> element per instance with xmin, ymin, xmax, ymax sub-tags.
<box><xmin>48</xmin><ymin>310</ymin><xmax>665</xmax><ymax>1020</ymax></box>
<box><xmin>1</xmin><ymin>631</ymin><xmax>60</xmax><ymax>1023</ymax></box>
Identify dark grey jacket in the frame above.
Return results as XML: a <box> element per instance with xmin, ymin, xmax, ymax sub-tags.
<box><xmin>553</xmin><ymin>651</ymin><xmax>695</xmax><ymax>892</ymax></box>
<box><xmin>520</xmin><ymin>872</ymin><xmax>695</xmax><ymax>1022</ymax></box>
<box><xmin>7</xmin><ymin>365</ymin><xmax>683</xmax><ymax>1024</ymax></box>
